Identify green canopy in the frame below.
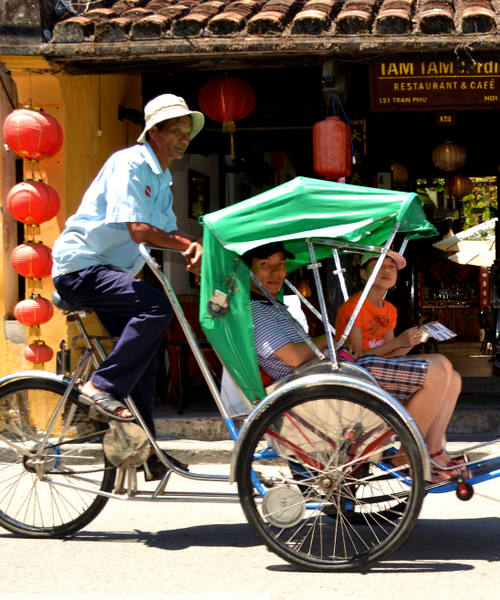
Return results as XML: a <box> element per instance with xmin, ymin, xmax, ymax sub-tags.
<box><xmin>199</xmin><ymin>176</ymin><xmax>437</xmax><ymax>403</ymax></box>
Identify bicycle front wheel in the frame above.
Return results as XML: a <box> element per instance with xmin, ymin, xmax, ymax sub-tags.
<box><xmin>236</xmin><ymin>385</ymin><xmax>425</xmax><ymax>572</ymax></box>
<box><xmin>0</xmin><ymin>376</ymin><xmax>115</xmax><ymax>537</ymax></box>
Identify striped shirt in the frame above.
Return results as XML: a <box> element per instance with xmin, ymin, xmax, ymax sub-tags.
<box><xmin>251</xmin><ymin>295</ymin><xmax>307</xmax><ymax>381</ymax></box>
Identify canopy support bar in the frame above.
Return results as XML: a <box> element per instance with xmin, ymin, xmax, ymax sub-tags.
<box><xmin>306</xmin><ymin>240</ymin><xmax>338</xmax><ymax>370</ymax></box>
<box><xmin>249</xmin><ymin>270</ymin><xmax>324</xmax><ymax>360</ymax></box>
<box><xmin>335</xmin><ymin>224</ymin><xmax>401</xmax><ymax>351</ymax></box>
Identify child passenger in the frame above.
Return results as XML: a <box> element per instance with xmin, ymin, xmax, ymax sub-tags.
<box><xmin>335</xmin><ymin>252</ymin><xmax>462</xmax><ymax>482</ymax></box>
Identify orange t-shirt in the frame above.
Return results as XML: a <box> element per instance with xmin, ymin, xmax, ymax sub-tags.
<box><xmin>335</xmin><ymin>292</ymin><xmax>397</xmax><ymax>352</ymax></box>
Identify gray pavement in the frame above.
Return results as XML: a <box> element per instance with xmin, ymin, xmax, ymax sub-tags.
<box><xmin>0</xmin><ymin>462</ymin><xmax>499</xmax><ymax>600</ymax></box>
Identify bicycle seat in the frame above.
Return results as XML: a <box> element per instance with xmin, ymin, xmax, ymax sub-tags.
<box><xmin>51</xmin><ymin>291</ymin><xmax>92</xmax><ymax>313</ymax></box>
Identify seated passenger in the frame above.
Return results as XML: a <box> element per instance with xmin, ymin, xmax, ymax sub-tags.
<box><xmin>242</xmin><ymin>242</ymin><xmax>329</xmax><ymax>384</ymax></box>
<box><xmin>243</xmin><ymin>243</ymin><xmax>461</xmax><ymax>483</ymax></box>
<box><xmin>335</xmin><ymin>251</ymin><xmax>461</xmax><ymax>482</ymax></box>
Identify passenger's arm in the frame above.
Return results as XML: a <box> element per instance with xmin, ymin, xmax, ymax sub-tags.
<box><xmin>351</xmin><ymin>326</ymin><xmax>423</xmax><ymax>358</ymax></box>
<box><xmin>127</xmin><ymin>222</ymin><xmax>202</xmax><ymax>274</ymax></box>
<box><xmin>273</xmin><ymin>335</ymin><xmax>327</xmax><ymax>368</ymax></box>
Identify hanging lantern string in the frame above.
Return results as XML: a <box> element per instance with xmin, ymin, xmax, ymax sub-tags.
<box><xmin>331</xmin><ymin>95</ymin><xmax>355</xmax><ymax>165</ymax></box>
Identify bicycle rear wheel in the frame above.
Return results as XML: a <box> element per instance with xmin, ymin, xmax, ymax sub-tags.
<box><xmin>236</xmin><ymin>384</ymin><xmax>425</xmax><ymax>571</ymax></box>
<box><xmin>0</xmin><ymin>376</ymin><xmax>115</xmax><ymax>537</ymax></box>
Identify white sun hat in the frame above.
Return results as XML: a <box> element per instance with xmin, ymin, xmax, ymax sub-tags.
<box><xmin>137</xmin><ymin>94</ymin><xmax>205</xmax><ymax>143</ymax></box>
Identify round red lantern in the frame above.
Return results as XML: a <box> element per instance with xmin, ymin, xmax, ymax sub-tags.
<box><xmin>446</xmin><ymin>173</ymin><xmax>474</xmax><ymax>198</ymax></box>
<box><xmin>199</xmin><ymin>77</ymin><xmax>256</xmax><ymax>158</ymax></box>
<box><xmin>432</xmin><ymin>142</ymin><xmax>466</xmax><ymax>172</ymax></box>
<box><xmin>199</xmin><ymin>76</ymin><xmax>256</xmax><ymax>123</ymax></box>
<box><xmin>14</xmin><ymin>295</ymin><xmax>54</xmax><ymax>327</ymax></box>
<box><xmin>24</xmin><ymin>341</ymin><xmax>54</xmax><ymax>364</ymax></box>
<box><xmin>6</xmin><ymin>180</ymin><xmax>60</xmax><ymax>225</ymax></box>
<box><xmin>10</xmin><ymin>242</ymin><xmax>53</xmax><ymax>279</ymax></box>
<box><xmin>391</xmin><ymin>162</ymin><xmax>409</xmax><ymax>186</ymax></box>
<box><xmin>313</xmin><ymin>116</ymin><xmax>352</xmax><ymax>180</ymax></box>
<box><xmin>2</xmin><ymin>107</ymin><xmax>63</xmax><ymax>160</ymax></box>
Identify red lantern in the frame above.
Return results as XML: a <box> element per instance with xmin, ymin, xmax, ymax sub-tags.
<box><xmin>313</xmin><ymin>116</ymin><xmax>352</xmax><ymax>180</ymax></box>
<box><xmin>24</xmin><ymin>341</ymin><xmax>54</xmax><ymax>364</ymax></box>
<box><xmin>446</xmin><ymin>173</ymin><xmax>474</xmax><ymax>198</ymax></box>
<box><xmin>10</xmin><ymin>242</ymin><xmax>53</xmax><ymax>279</ymax></box>
<box><xmin>14</xmin><ymin>295</ymin><xmax>54</xmax><ymax>327</ymax></box>
<box><xmin>2</xmin><ymin>108</ymin><xmax>63</xmax><ymax>160</ymax></box>
<box><xmin>432</xmin><ymin>142</ymin><xmax>466</xmax><ymax>172</ymax></box>
<box><xmin>199</xmin><ymin>77</ymin><xmax>256</xmax><ymax>158</ymax></box>
<box><xmin>6</xmin><ymin>180</ymin><xmax>60</xmax><ymax>225</ymax></box>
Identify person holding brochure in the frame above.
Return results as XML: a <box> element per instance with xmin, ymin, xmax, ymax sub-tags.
<box><xmin>335</xmin><ymin>251</ymin><xmax>462</xmax><ymax>482</ymax></box>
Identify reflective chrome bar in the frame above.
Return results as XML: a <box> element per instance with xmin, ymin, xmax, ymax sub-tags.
<box><xmin>139</xmin><ymin>244</ymin><xmax>231</xmax><ymax>423</ymax></box>
<box><xmin>335</xmin><ymin>225</ymin><xmax>400</xmax><ymax>350</ymax></box>
<box><xmin>306</xmin><ymin>240</ymin><xmax>337</xmax><ymax>370</ymax></box>
<box><xmin>284</xmin><ymin>279</ymin><xmax>336</xmax><ymax>336</ymax></box>
<box><xmin>332</xmin><ymin>247</ymin><xmax>349</xmax><ymax>302</ymax></box>
<box><xmin>249</xmin><ymin>271</ymin><xmax>323</xmax><ymax>359</ymax></box>
<box><xmin>44</xmin><ymin>477</ymin><xmax>240</xmax><ymax>503</ymax></box>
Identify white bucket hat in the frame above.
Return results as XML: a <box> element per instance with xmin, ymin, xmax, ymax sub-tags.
<box><xmin>137</xmin><ymin>94</ymin><xmax>205</xmax><ymax>144</ymax></box>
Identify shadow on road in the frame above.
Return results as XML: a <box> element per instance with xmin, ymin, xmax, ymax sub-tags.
<box><xmin>3</xmin><ymin>516</ymin><xmax>496</xmax><ymax>574</ymax></box>
<box><xmin>267</xmin><ymin>517</ymin><xmax>499</xmax><ymax>573</ymax></box>
<box><xmin>42</xmin><ymin>522</ymin><xmax>261</xmax><ymax>550</ymax></box>
<box><xmin>392</xmin><ymin>516</ymin><xmax>500</xmax><ymax>563</ymax></box>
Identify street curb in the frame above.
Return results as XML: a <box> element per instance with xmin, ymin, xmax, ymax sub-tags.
<box><xmin>155</xmin><ymin>406</ymin><xmax>500</xmax><ymax>443</ymax></box>
<box><xmin>448</xmin><ymin>406</ymin><xmax>500</xmax><ymax>437</ymax></box>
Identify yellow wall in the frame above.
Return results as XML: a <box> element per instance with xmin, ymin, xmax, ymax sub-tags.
<box><xmin>0</xmin><ymin>56</ymin><xmax>141</xmax><ymax>377</ymax></box>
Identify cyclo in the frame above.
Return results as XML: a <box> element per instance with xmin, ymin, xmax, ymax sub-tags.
<box><xmin>0</xmin><ymin>177</ymin><xmax>499</xmax><ymax>572</ymax></box>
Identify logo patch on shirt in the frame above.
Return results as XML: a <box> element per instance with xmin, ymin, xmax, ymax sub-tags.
<box><xmin>145</xmin><ymin>185</ymin><xmax>151</xmax><ymax>197</ymax></box>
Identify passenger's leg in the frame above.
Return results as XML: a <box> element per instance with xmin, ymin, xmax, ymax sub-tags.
<box><xmin>405</xmin><ymin>354</ymin><xmax>461</xmax><ymax>477</ymax></box>
<box><xmin>424</xmin><ymin>368</ymin><xmax>461</xmax><ymax>468</ymax></box>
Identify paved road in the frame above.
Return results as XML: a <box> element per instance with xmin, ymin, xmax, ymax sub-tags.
<box><xmin>1</xmin><ymin>452</ymin><xmax>499</xmax><ymax>600</ymax></box>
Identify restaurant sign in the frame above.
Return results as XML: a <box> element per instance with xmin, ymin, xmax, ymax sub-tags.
<box><xmin>370</xmin><ymin>60</ymin><xmax>500</xmax><ymax>111</ymax></box>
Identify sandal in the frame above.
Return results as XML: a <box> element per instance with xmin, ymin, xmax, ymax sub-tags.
<box><xmin>78</xmin><ymin>391</ymin><xmax>134</xmax><ymax>422</ymax></box>
<box><xmin>429</xmin><ymin>450</ymin><xmax>461</xmax><ymax>483</ymax></box>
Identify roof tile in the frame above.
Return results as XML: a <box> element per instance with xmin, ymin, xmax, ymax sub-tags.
<box><xmin>52</xmin><ymin>16</ymin><xmax>95</xmax><ymax>43</ymax></box>
<box><xmin>291</xmin><ymin>1</ymin><xmax>338</xmax><ymax>35</ymax></box>
<box><xmin>208</xmin><ymin>0</ymin><xmax>263</xmax><ymax>34</ymax></box>
<box><xmin>173</xmin><ymin>1</ymin><xmax>227</xmax><ymax>35</ymax></box>
<box><xmin>418</xmin><ymin>0</ymin><xmax>454</xmax><ymax>34</ymax></box>
<box><xmin>336</xmin><ymin>0</ymin><xmax>379</xmax><ymax>34</ymax></box>
<box><xmin>113</xmin><ymin>0</ymin><xmax>150</xmax><ymax>12</ymax></box>
<box><xmin>44</xmin><ymin>0</ymin><xmax>500</xmax><ymax>46</ymax></box>
<box><xmin>375</xmin><ymin>0</ymin><xmax>413</xmax><ymax>34</ymax></box>
<box><xmin>247</xmin><ymin>0</ymin><xmax>300</xmax><ymax>34</ymax></box>
<box><xmin>131</xmin><ymin>14</ymin><xmax>172</xmax><ymax>38</ymax></box>
<box><xmin>462</xmin><ymin>0</ymin><xmax>496</xmax><ymax>33</ymax></box>
<box><xmin>94</xmin><ymin>17</ymin><xmax>133</xmax><ymax>42</ymax></box>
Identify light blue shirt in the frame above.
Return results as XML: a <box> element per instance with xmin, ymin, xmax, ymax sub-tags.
<box><xmin>52</xmin><ymin>142</ymin><xmax>178</xmax><ymax>277</ymax></box>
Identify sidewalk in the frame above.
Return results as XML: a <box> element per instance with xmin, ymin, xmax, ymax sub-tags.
<box><xmin>154</xmin><ymin>340</ymin><xmax>500</xmax><ymax>462</ymax></box>
<box><xmin>154</xmin><ymin>387</ymin><xmax>500</xmax><ymax>466</ymax></box>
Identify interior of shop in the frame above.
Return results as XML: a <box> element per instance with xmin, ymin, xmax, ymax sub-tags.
<box><xmin>135</xmin><ymin>62</ymin><xmax>499</xmax><ymax>409</ymax></box>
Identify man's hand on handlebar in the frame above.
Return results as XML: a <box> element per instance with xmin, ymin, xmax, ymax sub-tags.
<box><xmin>183</xmin><ymin>240</ymin><xmax>203</xmax><ymax>277</ymax></box>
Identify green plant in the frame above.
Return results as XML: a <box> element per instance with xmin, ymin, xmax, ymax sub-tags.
<box><xmin>459</xmin><ymin>177</ymin><xmax>497</xmax><ymax>229</ymax></box>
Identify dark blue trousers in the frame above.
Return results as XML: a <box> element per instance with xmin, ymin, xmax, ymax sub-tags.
<box><xmin>54</xmin><ymin>265</ymin><xmax>173</xmax><ymax>435</ymax></box>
